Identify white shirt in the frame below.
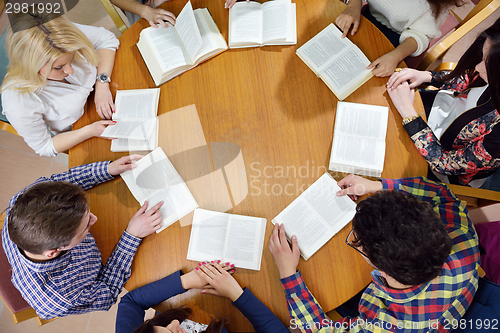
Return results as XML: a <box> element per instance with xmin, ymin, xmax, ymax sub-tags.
<box><xmin>1</xmin><ymin>23</ymin><xmax>119</xmax><ymax>156</ymax></box>
<box><xmin>367</xmin><ymin>0</ymin><xmax>451</xmax><ymax>56</ymax></box>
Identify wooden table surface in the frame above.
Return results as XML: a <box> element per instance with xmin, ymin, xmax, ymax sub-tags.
<box><xmin>70</xmin><ymin>0</ymin><xmax>428</xmax><ymax>331</ymax></box>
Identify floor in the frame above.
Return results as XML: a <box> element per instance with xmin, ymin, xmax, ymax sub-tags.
<box><xmin>0</xmin><ymin>0</ymin><xmax>499</xmax><ymax>332</ymax></box>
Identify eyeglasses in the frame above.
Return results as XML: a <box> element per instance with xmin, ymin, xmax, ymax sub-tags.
<box><xmin>345</xmin><ymin>228</ymin><xmax>368</xmax><ymax>258</ymax></box>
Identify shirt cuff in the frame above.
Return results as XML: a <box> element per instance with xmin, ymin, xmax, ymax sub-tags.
<box><xmin>91</xmin><ymin>161</ymin><xmax>114</xmax><ymax>183</ymax></box>
<box><xmin>118</xmin><ymin>230</ymin><xmax>142</xmax><ymax>255</ymax></box>
<box><xmin>232</xmin><ymin>287</ymin><xmax>253</xmax><ymax>307</ymax></box>
<box><xmin>281</xmin><ymin>271</ymin><xmax>305</xmax><ymax>297</ymax></box>
<box><xmin>403</xmin><ymin>116</ymin><xmax>428</xmax><ymax>137</ymax></box>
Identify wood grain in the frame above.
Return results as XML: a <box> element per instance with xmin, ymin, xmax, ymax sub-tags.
<box><xmin>70</xmin><ymin>1</ymin><xmax>427</xmax><ymax>331</ymax></box>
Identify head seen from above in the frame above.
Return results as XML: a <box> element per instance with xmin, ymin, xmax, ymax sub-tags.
<box><xmin>7</xmin><ymin>181</ymin><xmax>91</xmax><ymax>257</ymax></box>
<box><xmin>1</xmin><ymin>12</ymin><xmax>98</xmax><ymax>94</ymax></box>
<box><xmin>349</xmin><ymin>190</ymin><xmax>452</xmax><ymax>287</ymax></box>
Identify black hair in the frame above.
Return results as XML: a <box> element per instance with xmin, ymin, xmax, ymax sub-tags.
<box><xmin>352</xmin><ymin>190</ymin><xmax>452</xmax><ymax>286</ymax></box>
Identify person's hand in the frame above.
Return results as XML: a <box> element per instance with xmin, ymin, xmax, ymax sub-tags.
<box><xmin>195</xmin><ymin>262</ymin><xmax>242</xmax><ymax>302</ymax></box>
<box><xmin>94</xmin><ymin>82</ymin><xmax>115</xmax><ymax>120</ymax></box>
<box><xmin>85</xmin><ymin>120</ymin><xmax>116</xmax><ymax>137</ymax></box>
<box><xmin>225</xmin><ymin>0</ymin><xmax>249</xmax><ymax>9</ymax></box>
<box><xmin>141</xmin><ymin>6</ymin><xmax>176</xmax><ymax>28</ymax></box>
<box><xmin>268</xmin><ymin>223</ymin><xmax>299</xmax><ymax>279</ymax></box>
<box><xmin>367</xmin><ymin>51</ymin><xmax>400</xmax><ymax>77</ymax></box>
<box><xmin>126</xmin><ymin>201</ymin><xmax>164</xmax><ymax>238</ymax></box>
<box><xmin>387</xmin><ymin>68</ymin><xmax>432</xmax><ymax>90</ymax></box>
<box><xmin>336</xmin><ymin>174</ymin><xmax>383</xmax><ymax>200</ymax></box>
<box><xmin>108</xmin><ymin>155</ymin><xmax>143</xmax><ymax>176</ymax></box>
<box><xmin>335</xmin><ymin>5</ymin><xmax>361</xmax><ymax>38</ymax></box>
<box><xmin>387</xmin><ymin>81</ymin><xmax>418</xmax><ymax>118</ymax></box>
<box><xmin>182</xmin><ymin>261</ymin><xmax>233</xmax><ymax>290</ymax></box>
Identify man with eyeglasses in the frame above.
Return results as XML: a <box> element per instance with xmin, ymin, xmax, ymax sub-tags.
<box><xmin>269</xmin><ymin>174</ymin><xmax>480</xmax><ymax>332</ymax></box>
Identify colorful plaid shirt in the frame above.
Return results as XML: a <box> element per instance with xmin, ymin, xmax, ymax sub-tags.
<box><xmin>281</xmin><ymin>177</ymin><xmax>480</xmax><ymax>333</ymax></box>
<box><xmin>2</xmin><ymin>161</ymin><xmax>142</xmax><ymax>319</ymax></box>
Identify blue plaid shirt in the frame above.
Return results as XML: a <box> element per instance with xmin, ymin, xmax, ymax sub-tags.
<box><xmin>2</xmin><ymin>161</ymin><xmax>142</xmax><ymax>319</ymax></box>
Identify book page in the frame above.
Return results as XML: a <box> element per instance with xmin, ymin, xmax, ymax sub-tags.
<box><xmin>296</xmin><ymin>24</ymin><xmax>351</xmax><ymax>73</ymax></box>
<box><xmin>302</xmin><ymin>174</ymin><xmax>356</xmax><ymax>236</ymax></box>
<box><xmin>334</xmin><ymin>102</ymin><xmax>388</xmax><ymax>140</ymax></box>
<box><xmin>192</xmin><ymin>8</ymin><xmax>228</xmax><ymax>64</ymax></box>
<box><xmin>120</xmin><ymin>148</ymin><xmax>197</xmax><ymax>221</ymax></box>
<box><xmin>187</xmin><ymin>209</ymin><xmax>230</xmax><ymax>261</ymax></box>
<box><xmin>229</xmin><ymin>1</ymin><xmax>263</xmax><ymax>46</ymax></box>
<box><xmin>272</xmin><ymin>173</ymin><xmax>355</xmax><ymax>260</ymax></box>
<box><xmin>224</xmin><ymin>214</ymin><xmax>266</xmax><ymax>270</ymax></box>
<box><xmin>145</xmin><ymin>24</ymin><xmax>191</xmax><ymax>71</ymax></box>
<box><xmin>261</xmin><ymin>0</ymin><xmax>290</xmax><ymax>43</ymax></box>
<box><xmin>175</xmin><ymin>0</ymin><xmax>202</xmax><ymax>62</ymax></box>
<box><xmin>101</xmin><ymin>118</ymin><xmax>156</xmax><ymax>140</ymax></box>
<box><xmin>319</xmin><ymin>49</ymin><xmax>371</xmax><ymax>97</ymax></box>
<box><xmin>330</xmin><ymin>135</ymin><xmax>386</xmax><ymax>172</ymax></box>
<box><xmin>114</xmin><ymin>89</ymin><xmax>159</xmax><ymax>119</ymax></box>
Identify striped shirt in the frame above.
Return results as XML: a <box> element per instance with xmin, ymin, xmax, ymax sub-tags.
<box><xmin>2</xmin><ymin>162</ymin><xmax>142</xmax><ymax>319</ymax></box>
<box><xmin>282</xmin><ymin>177</ymin><xmax>480</xmax><ymax>332</ymax></box>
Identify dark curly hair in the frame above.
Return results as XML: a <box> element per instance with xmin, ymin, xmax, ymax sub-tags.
<box><xmin>351</xmin><ymin>190</ymin><xmax>452</xmax><ymax>286</ymax></box>
<box><xmin>133</xmin><ymin>307</ymin><xmax>225</xmax><ymax>333</ymax></box>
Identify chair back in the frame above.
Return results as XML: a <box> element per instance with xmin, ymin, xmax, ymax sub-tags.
<box><xmin>99</xmin><ymin>0</ymin><xmax>129</xmax><ymax>34</ymax></box>
<box><xmin>417</xmin><ymin>0</ymin><xmax>500</xmax><ymax>70</ymax></box>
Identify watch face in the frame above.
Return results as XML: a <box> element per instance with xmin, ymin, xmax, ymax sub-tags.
<box><xmin>98</xmin><ymin>74</ymin><xmax>110</xmax><ymax>83</ymax></box>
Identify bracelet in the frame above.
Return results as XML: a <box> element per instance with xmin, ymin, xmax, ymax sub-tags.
<box><xmin>402</xmin><ymin>115</ymin><xmax>419</xmax><ymax>125</ymax></box>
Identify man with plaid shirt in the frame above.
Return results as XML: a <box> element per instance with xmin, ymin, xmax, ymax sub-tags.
<box><xmin>269</xmin><ymin>175</ymin><xmax>480</xmax><ymax>332</ymax></box>
<box><xmin>2</xmin><ymin>156</ymin><xmax>164</xmax><ymax>319</ymax></box>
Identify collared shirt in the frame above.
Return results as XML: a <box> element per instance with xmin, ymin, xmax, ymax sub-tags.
<box><xmin>281</xmin><ymin>177</ymin><xmax>480</xmax><ymax>333</ymax></box>
<box><xmin>1</xmin><ymin>23</ymin><xmax>120</xmax><ymax>156</ymax></box>
<box><xmin>2</xmin><ymin>161</ymin><xmax>142</xmax><ymax>319</ymax></box>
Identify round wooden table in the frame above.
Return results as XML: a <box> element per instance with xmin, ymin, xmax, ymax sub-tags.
<box><xmin>70</xmin><ymin>0</ymin><xmax>427</xmax><ymax>331</ymax></box>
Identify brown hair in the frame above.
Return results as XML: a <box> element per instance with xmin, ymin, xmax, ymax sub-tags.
<box><xmin>8</xmin><ymin>181</ymin><xmax>88</xmax><ymax>254</ymax></box>
<box><xmin>133</xmin><ymin>307</ymin><xmax>225</xmax><ymax>333</ymax></box>
<box><xmin>426</xmin><ymin>0</ymin><xmax>465</xmax><ymax>19</ymax></box>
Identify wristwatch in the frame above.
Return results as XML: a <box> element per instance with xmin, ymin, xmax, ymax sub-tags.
<box><xmin>96</xmin><ymin>73</ymin><xmax>111</xmax><ymax>84</ymax></box>
<box><xmin>402</xmin><ymin>115</ymin><xmax>419</xmax><ymax>125</ymax></box>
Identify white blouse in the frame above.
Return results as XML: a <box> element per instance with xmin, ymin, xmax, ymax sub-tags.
<box><xmin>367</xmin><ymin>0</ymin><xmax>450</xmax><ymax>56</ymax></box>
<box><xmin>1</xmin><ymin>23</ymin><xmax>119</xmax><ymax>156</ymax></box>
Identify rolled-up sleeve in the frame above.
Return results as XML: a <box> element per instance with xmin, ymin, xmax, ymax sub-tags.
<box><xmin>73</xmin><ymin>23</ymin><xmax>120</xmax><ymax>51</ymax></box>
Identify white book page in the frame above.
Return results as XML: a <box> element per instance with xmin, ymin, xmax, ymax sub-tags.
<box><xmin>187</xmin><ymin>209</ymin><xmax>230</xmax><ymax>261</ymax></box>
<box><xmin>302</xmin><ymin>174</ymin><xmax>356</xmax><ymax>236</ymax></box>
<box><xmin>334</xmin><ymin>102</ymin><xmax>388</xmax><ymax>140</ymax></box>
<box><xmin>110</xmin><ymin>120</ymin><xmax>157</xmax><ymax>152</ymax></box>
<box><xmin>145</xmin><ymin>24</ymin><xmax>192</xmax><ymax>70</ymax></box>
<box><xmin>114</xmin><ymin>89</ymin><xmax>159</xmax><ymax>119</ymax></box>
<box><xmin>101</xmin><ymin>118</ymin><xmax>156</xmax><ymax>140</ymax></box>
<box><xmin>224</xmin><ymin>214</ymin><xmax>266</xmax><ymax>270</ymax></box>
<box><xmin>175</xmin><ymin>0</ymin><xmax>202</xmax><ymax>62</ymax></box>
<box><xmin>261</xmin><ymin>0</ymin><xmax>290</xmax><ymax>43</ymax></box>
<box><xmin>319</xmin><ymin>48</ymin><xmax>372</xmax><ymax>96</ymax></box>
<box><xmin>192</xmin><ymin>9</ymin><xmax>228</xmax><ymax>63</ymax></box>
<box><xmin>296</xmin><ymin>24</ymin><xmax>351</xmax><ymax>73</ymax></box>
<box><xmin>229</xmin><ymin>1</ymin><xmax>263</xmax><ymax>45</ymax></box>
<box><xmin>330</xmin><ymin>135</ymin><xmax>386</xmax><ymax>171</ymax></box>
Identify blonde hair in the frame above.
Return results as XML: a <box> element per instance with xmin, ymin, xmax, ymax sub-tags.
<box><xmin>1</xmin><ymin>12</ymin><xmax>99</xmax><ymax>94</ymax></box>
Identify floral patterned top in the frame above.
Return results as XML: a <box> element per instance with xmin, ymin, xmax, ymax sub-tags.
<box><xmin>404</xmin><ymin>72</ymin><xmax>500</xmax><ymax>185</ymax></box>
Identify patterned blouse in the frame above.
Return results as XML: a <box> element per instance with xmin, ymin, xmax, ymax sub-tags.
<box><xmin>404</xmin><ymin>72</ymin><xmax>500</xmax><ymax>185</ymax></box>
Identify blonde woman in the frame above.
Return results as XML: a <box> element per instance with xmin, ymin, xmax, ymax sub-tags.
<box><xmin>1</xmin><ymin>13</ymin><xmax>119</xmax><ymax>156</ymax></box>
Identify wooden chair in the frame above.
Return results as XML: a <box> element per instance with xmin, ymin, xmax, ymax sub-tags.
<box><xmin>417</xmin><ymin>0</ymin><xmax>500</xmax><ymax>70</ymax></box>
<box><xmin>99</xmin><ymin>0</ymin><xmax>129</xmax><ymax>34</ymax></box>
<box><xmin>0</xmin><ymin>213</ymin><xmax>53</xmax><ymax>326</ymax></box>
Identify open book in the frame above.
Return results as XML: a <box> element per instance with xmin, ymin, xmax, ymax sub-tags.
<box><xmin>329</xmin><ymin>101</ymin><xmax>389</xmax><ymax>177</ymax></box>
<box><xmin>137</xmin><ymin>1</ymin><xmax>228</xmax><ymax>86</ymax></box>
<box><xmin>296</xmin><ymin>23</ymin><xmax>373</xmax><ymax>100</ymax></box>
<box><xmin>228</xmin><ymin>0</ymin><xmax>296</xmax><ymax>48</ymax></box>
<box><xmin>101</xmin><ymin>88</ymin><xmax>160</xmax><ymax>152</ymax></box>
<box><xmin>187</xmin><ymin>209</ymin><xmax>267</xmax><ymax>270</ymax></box>
<box><xmin>272</xmin><ymin>173</ymin><xmax>356</xmax><ymax>260</ymax></box>
<box><xmin>120</xmin><ymin>147</ymin><xmax>198</xmax><ymax>233</ymax></box>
